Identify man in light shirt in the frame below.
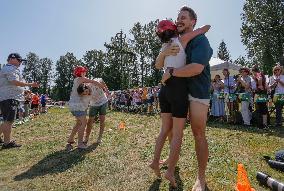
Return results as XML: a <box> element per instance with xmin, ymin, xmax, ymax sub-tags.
<box><xmin>0</xmin><ymin>53</ymin><xmax>39</xmax><ymax>149</ymax></box>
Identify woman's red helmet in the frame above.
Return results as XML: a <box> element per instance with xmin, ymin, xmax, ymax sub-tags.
<box><xmin>156</xmin><ymin>20</ymin><xmax>177</xmax><ymax>43</ymax></box>
<box><xmin>73</xmin><ymin>66</ymin><xmax>88</xmax><ymax>77</ymax></box>
<box><xmin>156</xmin><ymin>20</ymin><xmax>177</xmax><ymax>34</ymax></box>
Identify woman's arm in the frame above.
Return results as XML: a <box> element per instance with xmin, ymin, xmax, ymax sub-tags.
<box><xmin>79</xmin><ymin>77</ymin><xmax>105</xmax><ymax>90</ymax></box>
<box><xmin>179</xmin><ymin>25</ymin><xmax>211</xmax><ymax>48</ymax></box>
<box><xmin>155</xmin><ymin>44</ymin><xmax>180</xmax><ymax>69</ymax></box>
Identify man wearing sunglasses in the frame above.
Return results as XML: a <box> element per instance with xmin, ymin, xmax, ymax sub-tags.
<box><xmin>0</xmin><ymin>53</ymin><xmax>39</xmax><ymax>149</ymax></box>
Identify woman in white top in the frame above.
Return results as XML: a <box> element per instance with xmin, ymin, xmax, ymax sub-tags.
<box><xmin>66</xmin><ymin>66</ymin><xmax>105</xmax><ymax>150</ymax></box>
<box><xmin>269</xmin><ymin>64</ymin><xmax>284</xmax><ymax>127</ymax></box>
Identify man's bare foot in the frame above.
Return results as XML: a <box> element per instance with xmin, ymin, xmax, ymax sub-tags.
<box><xmin>149</xmin><ymin>162</ymin><xmax>161</xmax><ymax>178</ymax></box>
<box><xmin>192</xmin><ymin>178</ymin><xmax>206</xmax><ymax>191</ymax></box>
<box><xmin>159</xmin><ymin>158</ymin><xmax>169</xmax><ymax>165</ymax></box>
<box><xmin>164</xmin><ymin>170</ymin><xmax>177</xmax><ymax>188</ymax></box>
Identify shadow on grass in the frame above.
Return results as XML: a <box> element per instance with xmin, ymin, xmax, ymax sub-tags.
<box><xmin>14</xmin><ymin>143</ymin><xmax>98</xmax><ymax>181</ymax></box>
<box><xmin>148</xmin><ymin>167</ymin><xmax>183</xmax><ymax>191</ymax></box>
<box><xmin>207</xmin><ymin>120</ymin><xmax>284</xmax><ymax>138</ymax></box>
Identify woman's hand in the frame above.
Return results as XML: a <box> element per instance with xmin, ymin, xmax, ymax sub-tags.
<box><xmin>162</xmin><ymin>44</ymin><xmax>180</xmax><ymax>57</ymax></box>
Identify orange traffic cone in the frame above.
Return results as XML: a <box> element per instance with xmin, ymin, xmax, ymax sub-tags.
<box><xmin>118</xmin><ymin>121</ymin><xmax>126</xmax><ymax>130</ymax></box>
<box><xmin>235</xmin><ymin>163</ymin><xmax>255</xmax><ymax>191</ymax></box>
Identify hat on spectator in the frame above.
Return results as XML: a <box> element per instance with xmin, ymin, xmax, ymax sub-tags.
<box><xmin>7</xmin><ymin>53</ymin><xmax>27</xmax><ymax>62</ymax></box>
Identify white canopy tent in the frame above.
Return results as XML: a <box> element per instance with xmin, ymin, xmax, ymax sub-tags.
<box><xmin>209</xmin><ymin>57</ymin><xmax>241</xmax><ymax>79</ymax></box>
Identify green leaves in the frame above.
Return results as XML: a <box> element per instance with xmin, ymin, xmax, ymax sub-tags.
<box><xmin>217</xmin><ymin>40</ymin><xmax>232</xmax><ymax>62</ymax></box>
<box><xmin>241</xmin><ymin>0</ymin><xmax>284</xmax><ymax>73</ymax></box>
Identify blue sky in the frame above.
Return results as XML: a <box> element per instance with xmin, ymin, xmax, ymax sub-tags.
<box><xmin>0</xmin><ymin>0</ymin><xmax>246</xmax><ymax>66</ymax></box>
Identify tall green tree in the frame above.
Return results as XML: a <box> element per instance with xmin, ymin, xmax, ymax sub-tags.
<box><xmin>38</xmin><ymin>58</ymin><xmax>53</xmax><ymax>94</ymax></box>
<box><xmin>130</xmin><ymin>20</ymin><xmax>161</xmax><ymax>87</ymax></box>
<box><xmin>83</xmin><ymin>49</ymin><xmax>106</xmax><ymax>79</ymax></box>
<box><xmin>233</xmin><ymin>56</ymin><xmax>254</xmax><ymax>68</ymax></box>
<box><xmin>130</xmin><ymin>22</ymin><xmax>150</xmax><ymax>87</ymax></box>
<box><xmin>54</xmin><ymin>52</ymin><xmax>83</xmax><ymax>101</ymax></box>
<box><xmin>217</xmin><ymin>40</ymin><xmax>232</xmax><ymax>62</ymax></box>
<box><xmin>23</xmin><ymin>52</ymin><xmax>41</xmax><ymax>92</ymax></box>
<box><xmin>143</xmin><ymin>20</ymin><xmax>163</xmax><ymax>86</ymax></box>
<box><xmin>241</xmin><ymin>0</ymin><xmax>284</xmax><ymax>73</ymax></box>
<box><xmin>104</xmin><ymin>30</ymin><xmax>133</xmax><ymax>90</ymax></box>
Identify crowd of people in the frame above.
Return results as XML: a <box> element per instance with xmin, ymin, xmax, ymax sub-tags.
<box><xmin>109</xmin><ymin>87</ymin><xmax>161</xmax><ymax>114</ymax></box>
<box><xmin>210</xmin><ymin>65</ymin><xmax>284</xmax><ymax>129</ymax></box>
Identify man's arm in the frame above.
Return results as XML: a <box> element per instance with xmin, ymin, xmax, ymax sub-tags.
<box><xmin>172</xmin><ymin>63</ymin><xmax>204</xmax><ymax>77</ymax></box>
<box><xmin>161</xmin><ymin>63</ymin><xmax>204</xmax><ymax>84</ymax></box>
<box><xmin>161</xmin><ymin>35</ymin><xmax>211</xmax><ymax>82</ymax></box>
<box><xmin>10</xmin><ymin>80</ymin><xmax>39</xmax><ymax>87</ymax></box>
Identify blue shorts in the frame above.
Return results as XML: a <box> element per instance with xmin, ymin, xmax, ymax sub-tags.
<box><xmin>71</xmin><ymin>110</ymin><xmax>87</xmax><ymax>117</ymax></box>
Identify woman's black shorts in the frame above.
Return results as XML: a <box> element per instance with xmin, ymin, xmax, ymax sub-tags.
<box><xmin>159</xmin><ymin>77</ymin><xmax>188</xmax><ymax>118</ymax></box>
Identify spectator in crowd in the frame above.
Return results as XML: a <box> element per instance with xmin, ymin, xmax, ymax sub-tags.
<box><xmin>31</xmin><ymin>93</ymin><xmax>40</xmax><ymax>116</ymax></box>
<box><xmin>269</xmin><ymin>64</ymin><xmax>284</xmax><ymax>128</ymax></box>
<box><xmin>210</xmin><ymin>74</ymin><xmax>225</xmax><ymax>120</ymax></box>
<box><xmin>236</xmin><ymin>67</ymin><xmax>252</xmax><ymax>126</ymax></box>
<box><xmin>0</xmin><ymin>53</ymin><xmax>39</xmax><ymax>149</ymax></box>
<box><xmin>146</xmin><ymin>87</ymin><xmax>154</xmax><ymax>114</ymax></box>
<box><xmin>23</xmin><ymin>90</ymin><xmax>32</xmax><ymax>117</ymax></box>
<box><xmin>221</xmin><ymin>68</ymin><xmax>236</xmax><ymax>122</ymax></box>
<box><xmin>251</xmin><ymin>66</ymin><xmax>268</xmax><ymax>128</ymax></box>
<box><xmin>40</xmin><ymin>94</ymin><xmax>47</xmax><ymax>113</ymax></box>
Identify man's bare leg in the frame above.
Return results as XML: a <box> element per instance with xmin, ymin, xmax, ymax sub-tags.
<box><xmin>0</xmin><ymin>121</ymin><xmax>13</xmax><ymax>144</ymax></box>
<box><xmin>190</xmin><ymin>101</ymin><xmax>209</xmax><ymax>191</ymax></box>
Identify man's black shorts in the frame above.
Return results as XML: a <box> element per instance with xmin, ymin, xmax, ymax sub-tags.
<box><xmin>159</xmin><ymin>77</ymin><xmax>188</xmax><ymax>118</ymax></box>
<box><xmin>0</xmin><ymin>99</ymin><xmax>19</xmax><ymax>122</ymax></box>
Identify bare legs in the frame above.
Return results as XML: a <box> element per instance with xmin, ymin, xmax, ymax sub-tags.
<box><xmin>85</xmin><ymin>115</ymin><xmax>105</xmax><ymax>144</ymax></box>
<box><xmin>0</xmin><ymin>121</ymin><xmax>13</xmax><ymax>144</ymax></box>
<box><xmin>190</xmin><ymin>101</ymin><xmax>209</xmax><ymax>191</ymax></box>
<box><xmin>67</xmin><ymin>116</ymin><xmax>87</xmax><ymax>149</ymax></box>
<box><xmin>149</xmin><ymin>113</ymin><xmax>172</xmax><ymax>177</ymax></box>
<box><xmin>164</xmin><ymin>117</ymin><xmax>186</xmax><ymax>187</ymax></box>
<box><xmin>149</xmin><ymin>113</ymin><xmax>186</xmax><ymax>188</ymax></box>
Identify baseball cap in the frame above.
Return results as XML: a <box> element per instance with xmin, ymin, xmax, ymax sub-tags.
<box><xmin>7</xmin><ymin>53</ymin><xmax>27</xmax><ymax>62</ymax></box>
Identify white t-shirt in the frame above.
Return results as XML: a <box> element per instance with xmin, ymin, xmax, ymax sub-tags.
<box><xmin>68</xmin><ymin>78</ymin><xmax>91</xmax><ymax>111</ymax></box>
<box><xmin>89</xmin><ymin>78</ymin><xmax>108</xmax><ymax>107</ymax></box>
<box><xmin>162</xmin><ymin>37</ymin><xmax>186</xmax><ymax>70</ymax></box>
<box><xmin>269</xmin><ymin>75</ymin><xmax>284</xmax><ymax>93</ymax></box>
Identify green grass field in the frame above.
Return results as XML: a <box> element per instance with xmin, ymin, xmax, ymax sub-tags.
<box><xmin>0</xmin><ymin>107</ymin><xmax>284</xmax><ymax>191</ymax></box>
